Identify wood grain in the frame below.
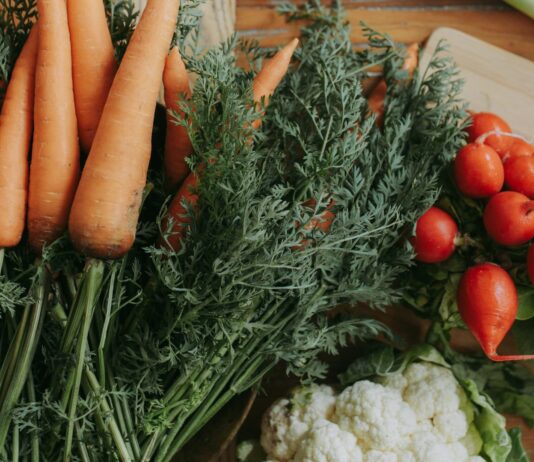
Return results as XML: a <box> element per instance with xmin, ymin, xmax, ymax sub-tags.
<box><xmin>236</xmin><ymin>5</ymin><xmax>534</xmax><ymax>61</ymax></box>
<box><xmin>421</xmin><ymin>27</ymin><xmax>534</xmax><ymax>136</ymax></box>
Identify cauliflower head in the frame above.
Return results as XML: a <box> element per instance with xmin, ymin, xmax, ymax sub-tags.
<box><xmin>260</xmin><ymin>385</ymin><xmax>336</xmax><ymax>461</ymax></box>
<box><xmin>402</xmin><ymin>363</ymin><xmax>463</xmax><ymax>421</ymax></box>
<box><xmin>259</xmin><ymin>362</ymin><xmax>490</xmax><ymax>462</ymax></box>
<box><xmin>292</xmin><ymin>419</ymin><xmax>363</xmax><ymax>462</ymax></box>
<box><xmin>335</xmin><ymin>380</ymin><xmax>417</xmax><ymax>451</ymax></box>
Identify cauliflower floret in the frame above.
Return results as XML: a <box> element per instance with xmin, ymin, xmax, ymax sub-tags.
<box><xmin>397</xmin><ymin>452</ymin><xmax>416</xmax><ymax>462</ymax></box>
<box><xmin>379</xmin><ymin>372</ymin><xmax>408</xmax><ymax>394</ymax></box>
<box><xmin>402</xmin><ymin>363</ymin><xmax>462</xmax><ymax>420</ymax></box>
<box><xmin>410</xmin><ymin>440</ymin><xmax>463</xmax><ymax>462</ymax></box>
<box><xmin>261</xmin><ymin>385</ymin><xmax>337</xmax><ymax>461</ymax></box>
<box><xmin>292</xmin><ymin>419</ymin><xmax>363</xmax><ymax>462</ymax></box>
<box><xmin>365</xmin><ymin>450</ymin><xmax>398</xmax><ymax>462</ymax></box>
<box><xmin>449</xmin><ymin>442</ymin><xmax>469</xmax><ymax>461</ymax></box>
<box><xmin>335</xmin><ymin>380</ymin><xmax>417</xmax><ymax>451</ymax></box>
<box><xmin>461</xmin><ymin>424</ymin><xmax>483</xmax><ymax>456</ymax></box>
<box><xmin>433</xmin><ymin>410</ymin><xmax>469</xmax><ymax>442</ymax></box>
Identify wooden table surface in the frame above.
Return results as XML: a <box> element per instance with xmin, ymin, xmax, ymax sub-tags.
<box><xmin>236</xmin><ymin>0</ymin><xmax>534</xmax><ymax>61</ymax></box>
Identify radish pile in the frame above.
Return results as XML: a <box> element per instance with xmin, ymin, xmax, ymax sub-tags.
<box><xmin>412</xmin><ymin>111</ymin><xmax>534</xmax><ymax>362</ymax></box>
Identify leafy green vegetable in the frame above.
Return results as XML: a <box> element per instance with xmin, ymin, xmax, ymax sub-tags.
<box><xmin>341</xmin><ymin>344</ymin><xmax>515</xmax><ymax>462</ymax></box>
<box><xmin>463</xmin><ymin>380</ymin><xmax>512</xmax><ymax>462</ymax></box>
<box><xmin>506</xmin><ymin>428</ymin><xmax>530</xmax><ymax>462</ymax></box>
<box><xmin>429</xmin><ymin>322</ymin><xmax>534</xmax><ymax>428</ymax></box>
<box><xmin>516</xmin><ymin>286</ymin><xmax>534</xmax><ymax>321</ymax></box>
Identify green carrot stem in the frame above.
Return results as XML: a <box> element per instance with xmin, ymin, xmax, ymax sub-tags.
<box><xmin>26</xmin><ymin>373</ymin><xmax>39</xmax><ymax>462</ymax></box>
<box><xmin>63</xmin><ymin>261</ymin><xmax>105</xmax><ymax>462</ymax></box>
<box><xmin>0</xmin><ymin>266</ymin><xmax>49</xmax><ymax>450</ymax></box>
<box><xmin>75</xmin><ymin>422</ymin><xmax>92</xmax><ymax>462</ymax></box>
<box><xmin>84</xmin><ymin>369</ymin><xmax>133</xmax><ymax>462</ymax></box>
<box><xmin>12</xmin><ymin>423</ymin><xmax>19</xmax><ymax>462</ymax></box>
<box><xmin>0</xmin><ymin>306</ymin><xmax>29</xmax><ymax>405</ymax></box>
<box><xmin>153</xmin><ymin>298</ymin><xmax>295</xmax><ymax>461</ymax></box>
<box><xmin>98</xmin><ymin>264</ymin><xmax>117</xmax><ymax>386</ymax></box>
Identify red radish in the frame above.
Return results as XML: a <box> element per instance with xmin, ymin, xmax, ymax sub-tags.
<box><xmin>528</xmin><ymin>244</ymin><xmax>534</xmax><ymax>285</ymax></box>
<box><xmin>411</xmin><ymin>207</ymin><xmax>458</xmax><ymax>263</ymax></box>
<box><xmin>457</xmin><ymin>263</ymin><xmax>534</xmax><ymax>361</ymax></box>
<box><xmin>454</xmin><ymin>143</ymin><xmax>504</xmax><ymax>198</ymax></box>
<box><xmin>504</xmin><ymin>156</ymin><xmax>534</xmax><ymax>198</ymax></box>
<box><xmin>467</xmin><ymin>112</ymin><xmax>513</xmax><ymax>156</ymax></box>
<box><xmin>483</xmin><ymin>191</ymin><xmax>534</xmax><ymax>246</ymax></box>
<box><xmin>504</xmin><ymin>138</ymin><xmax>534</xmax><ymax>161</ymax></box>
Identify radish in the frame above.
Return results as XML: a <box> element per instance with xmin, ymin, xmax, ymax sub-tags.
<box><xmin>504</xmin><ymin>156</ymin><xmax>534</xmax><ymax>198</ymax></box>
<box><xmin>454</xmin><ymin>143</ymin><xmax>504</xmax><ymax>198</ymax></box>
<box><xmin>504</xmin><ymin>138</ymin><xmax>534</xmax><ymax>161</ymax></box>
<box><xmin>483</xmin><ymin>191</ymin><xmax>534</xmax><ymax>246</ymax></box>
<box><xmin>412</xmin><ymin>207</ymin><xmax>458</xmax><ymax>263</ymax></box>
<box><xmin>457</xmin><ymin>263</ymin><xmax>534</xmax><ymax>361</ymax></box>
<box><xmin>467</xmin><ymin>112</ymin><xmax>513</xmax><ymax>156</ymax></box>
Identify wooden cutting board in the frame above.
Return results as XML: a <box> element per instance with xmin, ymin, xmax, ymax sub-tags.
<box><xmin>420</xmin><ymin>27</ymin><xmax>534</xmax><ymax>138</ymax></box>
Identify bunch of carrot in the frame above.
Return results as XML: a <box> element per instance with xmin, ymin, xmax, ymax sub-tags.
<box><xmin>0</xmin><ymin>0</ymin><xmax>300</xmax><ymax>261</ymax></box>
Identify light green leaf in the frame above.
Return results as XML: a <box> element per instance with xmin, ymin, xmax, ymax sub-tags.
<box><xmin>516</xmin><ymin>286</ymin><xmax>534</xmax><ymax>321</ymax></box>
<box><xmin>462</xmin><ymin>380</ymin><xmax>512</xmax><ymax>462</ymax></box>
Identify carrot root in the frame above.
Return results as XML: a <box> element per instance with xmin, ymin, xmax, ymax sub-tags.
<box><xmin>28</xmin><ymin>0</ymin><xmax>81</xmax><ymax>253</ymax></box>
<box><xmin>67</xmin><ymin>0</ymin><xmax>118</xmax><ymax>152</ymax></box>
<box><xmin>163</xmin><ymin>47</ymin><xmax>193</xmax><ymax>190</ymax></box>
<box><xmin>0</xmin><ymin>27</ymin><xmax>38</xmax><ymax>248</ymax></box>
<box><xmin>69</xmin><ymin>0</ymin><xmax>180</xmax><ymax>259</ymax></box>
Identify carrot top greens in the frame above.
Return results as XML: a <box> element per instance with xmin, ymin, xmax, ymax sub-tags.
<box><xmin>0</xmin><ymin>1</ymin><xmax>472</xmax><ymax>461</ymax></box>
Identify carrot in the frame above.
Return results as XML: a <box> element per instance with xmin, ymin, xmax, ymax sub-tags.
<box><xmin>368</xmin><ymin>43</ymin><xmax>419</xmax><ymax>127</ymax></box>
<box><xmin>67</xmin><ymin>0</ymin><xmax>118</xmax><ymax>153</ymax></box>
<box><xmin>160</xmin><ymin>173</ymin><xmax>198</xmax><ymax>250</ymax></box>
<box><xmin>28</xmin><ymin>0</ymin><xmax>80</xmax><ymax>253</ymax></box>
<box><xmin>457</xmin><ymin>263</ymin><xmax>534</xmax><ymax>361</ymax></box>
<box><xmin>69</xmin><ymin>0</ymin><xmax>180</xmax><ymax>259</ymax></box>
<box><xmin>161</xmin><ymin>39</ymin><xmax>299</xmax><ymax>251</ymax></box>
<box><xmin>163</xmin><ymin>47</ymin><xmax>193</xmax><ymax>190</ymax></box>
<box><xmin>252</xmin><ymin>38</ymin><xmax>299</xmax><ymax>129</ymax></box>
<box><xmin>0</xmin><ymin>27</ymin><xmax>38</xmax><ymax>248</ymax></box>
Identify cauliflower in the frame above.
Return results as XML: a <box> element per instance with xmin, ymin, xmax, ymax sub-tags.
<box><xmin>258</xmin><ymin>361</ymin><xmax>494</xmax><ymax>462</ymax></box>
<box><xmin>461</xmin><ymin>424</ymin><xmax>483</xmax><ymax>456</ymax></box>
<box><xmin>365</xmin><ymin>450</ymin><xmax>397</xmax><ymax>462</ymax></box>
<box><xmin>403</xmin><ymin>363</ymin><xmax>462</xmax><ymax>421</ymax></box>
<box><xmin>433</xmin><ymin>410</ymin><xmax>469</xmax><ymax>442</ymax></box>
<box><xmin>260</xmin><ymin>385</ymin><xmax>336</xmax><ymax>461</ymax></box>
<box><xmin>292</xmin><ymin>419</ymin><xmax>363</xmax><ymax>462</ymax></box>
<box><xmin>335</xmin><ymin>380</ymin><xmax>417</xmax><ymax>451</ymax></box>
<box><xmin>379</xmin><ymin>372</ymin><xmax>408</xmax><ymax>393</ymax></box>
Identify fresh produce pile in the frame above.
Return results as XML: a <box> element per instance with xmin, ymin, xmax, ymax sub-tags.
<box><xmin>0</xmin><ymin>0</ymin><xmax>532</xmax><ymax>461</ymax></box>
<box><xmin>239</xmin><ymin>346</ymin><xmax>522</xmax><ymax>462</ymax></box>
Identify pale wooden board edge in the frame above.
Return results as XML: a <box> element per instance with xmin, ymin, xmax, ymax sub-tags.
<box><xmin>420</xmin><ymin>27</ymin><xmax>534</xmax><ymax>138</ymax></box>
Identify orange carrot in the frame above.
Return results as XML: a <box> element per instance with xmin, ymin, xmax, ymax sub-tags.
<box><xmin>69</xmin><ymin>0</ymin><xmax>180</xmax><ymax>259</ymax></box>
<box><xmin>252</xmin><ymin>38</ymin><xmax>299</xmax><ymax>129</ymax></box>
<box><xmin>67</xmin><ymin>0</ymin><xmax>117</xmax><ymax>153</ymax></box>
<box><xmin>163</xmin><ymin>47</ymin><xmax>193</xmax><ymax>190</ymax></box>
<box><xmin>160</xmin><ymin>173</ymin><xmax>198</xmax><ymax>250</ymax></box>
<box><xmin>368</xmin><ymin>43</ymin><xmax>419</xmax><ymax>127</ymax></box>
<box><xmin>161</xmin><ymin>39</ymin><xmax>299</xmax><ymax>252</ymax></box>
<box><xmin>28</xmin><ymin>0</ymin><xmax>80</xmax><ymax>253</ymax></box>
<box><xmin>0</xmin><ymin>27</ymin><xmax>38</xmax><ymax>248</ymax></box>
